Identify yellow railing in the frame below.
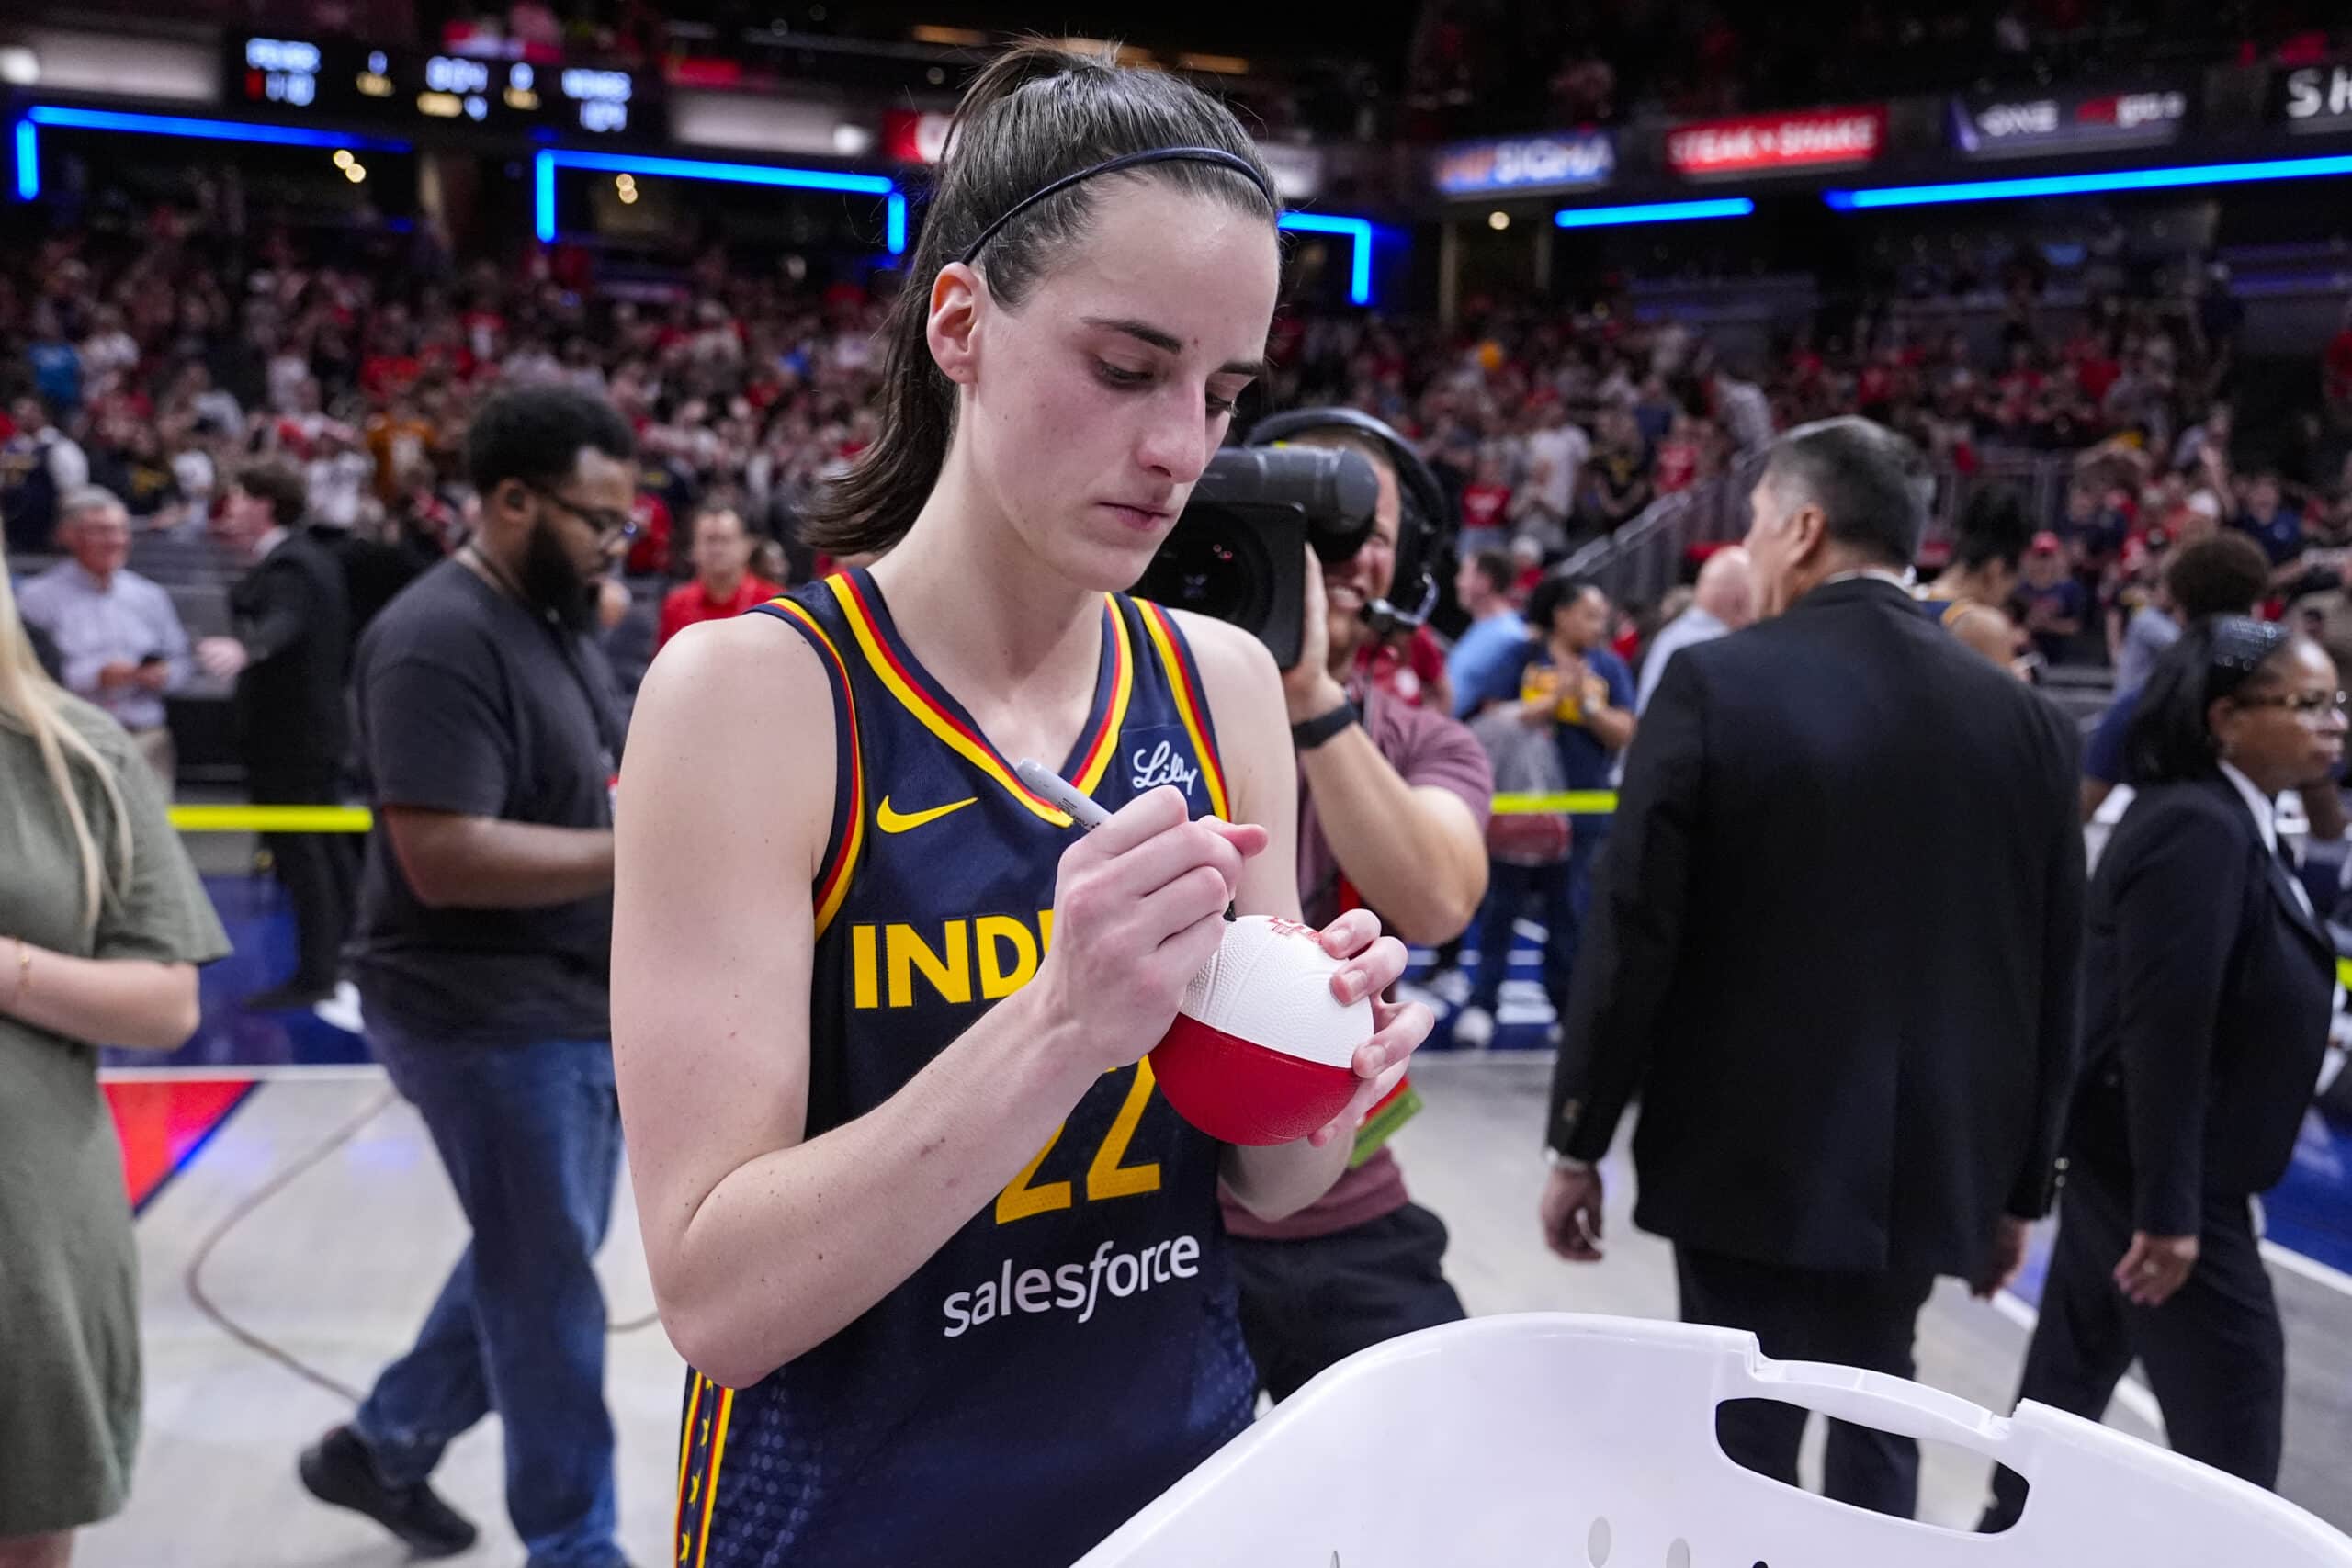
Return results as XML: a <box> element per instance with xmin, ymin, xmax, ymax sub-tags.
<box><xmin>167</xmin><ymin>806</ymin><xmax>375</xmax><ymax>834</ymax></box>
<box><xmin>157</xmin><ymin>807</ymin><xmax>2352</xmax><ymax>986</ymax></box>
<box><xmin>1489</xmin><ymin>792</ymin><xmax>1619</xmax><ymax>816</ymax></box>
<box><xmin>170</xmin><ymin>795</ymin><xmax>1623</xmax><ymax>833</ymax></box>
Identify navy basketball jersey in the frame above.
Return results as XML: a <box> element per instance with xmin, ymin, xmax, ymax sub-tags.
<box><xmin>1914</xmin><ymin>592</ymin><xmax>1976</xmax><ymax>631</ymax></box>
<box><xmin>674</xmin><ymin>568</ymin><xmax>1256</xmax><ymax>1568</ymax></box>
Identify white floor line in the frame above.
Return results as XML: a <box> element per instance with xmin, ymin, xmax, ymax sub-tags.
<box><xmin>108</xmin><ymin>1059</ymin><xmax>2352</xmax><ymax>1304</ymax></box>
<box><xmin>1991</xmin><ymin>1288</ymin><xmax>2166</xmax><ymax>1430</ymax></box>
<box><xmin>100</xmin><ymin>1063</ymin><xmax>389</xmax><ymax>1083</ymax></box>
<box><xmin>2262</xmin><ymin>1239</ymin><xmax>2352</xmax><ymax>1300</ymax></box>
<box><xmin>1415</xmin><ymin>1049</ymin><xmax>1560</xmax><ymax>1066</ymax></box>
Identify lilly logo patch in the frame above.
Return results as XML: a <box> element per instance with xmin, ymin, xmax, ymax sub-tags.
<box><xmin>1130</xmin><ymin>739</ymin><xmax>1201</xmax><ymax>797</ymax></box>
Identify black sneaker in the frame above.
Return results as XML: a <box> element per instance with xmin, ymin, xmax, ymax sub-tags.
<box><xmin>245</xmin><ymin>981</ymin><xmax>336</xmax><ymax>1012</ymax></box>
<box><xmin>299</xmin><ymin>1426</ymin><xmax>479</xmax><ymax>1559</ymax></box>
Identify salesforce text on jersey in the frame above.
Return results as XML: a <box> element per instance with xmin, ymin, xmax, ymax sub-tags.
<box><xmin>940</xmin><ymin>1235</ymin><xmax>1202</xmax><ymax>1338</ymax></box>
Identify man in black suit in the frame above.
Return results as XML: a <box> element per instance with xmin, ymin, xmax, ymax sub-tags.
<box><xmin>1538</xmin><ymin>416</ymin><xmax>2085</xmax><ymax>1519</ymax></box>
<box><xmin>313</xmin><ymin>517</ymin><xmax>428</xmax><ymax>642</ymax></box>
<box><xmin>198</xmin><ymin>462</ymin><xmax>356</xmax><ymax>1010</ymax></box>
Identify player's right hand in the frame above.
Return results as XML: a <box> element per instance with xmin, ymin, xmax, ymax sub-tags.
<box><xmin>1028</xmin><ymin>785</ymin><xmax>1266</xmax><ymax>1075</ymax></box>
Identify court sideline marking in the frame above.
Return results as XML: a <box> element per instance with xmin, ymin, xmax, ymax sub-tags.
<box><xmin>2263</xmin><ymin>1240</ymin><xmax>2352</xmax><ymax>1299</ymax></box>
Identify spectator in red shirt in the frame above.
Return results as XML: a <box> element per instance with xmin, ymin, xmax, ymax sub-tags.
<box><xmin>627</xmin><ymin>491</ymin><xmax>673</xmax><ymax>578</ymax></box>
<box><xmin>1458</xmin><ymin>451</ymin><xmax>1513</xmax><ymax>547</ymax></box>
<box><xmin>1654</xmin><ymin>412</ymin><xmax>1703</xmax><ymax>495</ymax></box>
<box><xmin>2324</xmin><ymin>302</ymin><xmax>2352</xmax><ymax>420</ymax></box>
<box><xmin>1510</xmin><ymin>534</ymin><xmax>1547</xmax><ymax>600</ymax></box>
<box><xmin>655</xmin><ymin>502</ymin><xmax>782</xmax><ymax>653</ymax></box>
<box><xmin>1356</xmin><ymin>622</ymin><xmax>1453</xmax><ymax>713</ymax></box>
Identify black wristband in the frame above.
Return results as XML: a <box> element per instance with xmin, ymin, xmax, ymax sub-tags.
<box><xmin>1290</xmin><ymin>699</ymin><xmax>1361</xmax><ymax>751</ymax></box>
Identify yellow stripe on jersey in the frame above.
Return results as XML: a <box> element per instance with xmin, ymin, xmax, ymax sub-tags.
<box><xmin>828</xmin><ymin>574</ymin><xmax>1134</xmax><ymax>825</ymax></box>
<box><xmin>768</xmin><ymin>597</ymin><xmax>865</xmax><ymax>938</ymax></box>
<box><xmin>694</xmin><ymin>1386</ymin><xmax>736</xmax><ymax>1568</ymax></box>
<box><xmin>1069</xmin><ymin>602</ymin><xmax>1136</xmax><ymax>795</ymax></box>
<box><xmin>1136</xmin><ymin>602</ymin><xmax>1231</xmax><ymax>820</ymax></box>
<box><xmin>828</xmin><ymin>576</ymin><xmax>1066</xmax><ymax>822</ymax></box>
<box><xmin>674</xmin><ymin>1373</ymin><xmax>705</xmax><ymax>1562</ymax></box>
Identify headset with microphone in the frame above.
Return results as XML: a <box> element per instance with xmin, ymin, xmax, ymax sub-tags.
<box><xmin>1247</xmin><ymin>406</ymin><xmax>1452</xmax><ymax>640</ymax></box>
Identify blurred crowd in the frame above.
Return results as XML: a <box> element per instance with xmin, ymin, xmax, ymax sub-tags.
<box><xmin>1281</xmin><ymin>274</ymin><xmax>2352</xmax><ymax>612</ymax></box>
<box><xmin>0</xmin><ymin>215</ymin><xmax>900</xmax><ymax>593</ymax></box>
<box><xmin>10</xmin><ymin>203</ymin><xmax>2352</xmax><ymax>708</ymax></box>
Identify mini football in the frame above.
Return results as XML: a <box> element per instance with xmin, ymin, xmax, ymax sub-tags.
<box><xmin>1149</xmin><ymin>915</ymin><xmax>1372</xmax><ymax>1146</ymax></box>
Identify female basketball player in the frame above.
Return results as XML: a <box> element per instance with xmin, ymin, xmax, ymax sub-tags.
<box><xmin>612</xmin><ymin>44</ymin><xmax>1433</xmax><ymax>1568</ymax></box>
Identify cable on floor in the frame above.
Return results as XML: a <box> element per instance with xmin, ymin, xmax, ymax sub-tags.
<box><xmin>182</xmin><ymin>1083</ymin><xmax>664</xmax><ymax>1407</ymax></box>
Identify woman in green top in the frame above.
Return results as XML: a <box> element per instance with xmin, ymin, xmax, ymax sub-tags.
<box><xmin>0</xmin><ymin>544</ymin><xmax>228</xmax><ymax>1566</ymax></box>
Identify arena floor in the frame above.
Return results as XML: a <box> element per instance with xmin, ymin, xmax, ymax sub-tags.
<box><xmin>77</xmin><ymin>866</ymin><xmax>2352</xmax><ymax>1563</ymax></box>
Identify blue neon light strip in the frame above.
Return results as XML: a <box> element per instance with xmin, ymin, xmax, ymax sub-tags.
<box><xmin>1825</xmin><ymin>154</ymin><xmax>2352</xmax><ymax>209</ymax></box>
<box><xmin>1553</xmin><ymin>197</ymin><xmax>1756</xmax><ymax>230</ymax></box>
<box><xmin>1277</xmin><ymin>212</ymin><xmax>1374</xmax><ymax>306</ymax></box>
<box><xmin>535</xmin><ymin>148</ymin><xmax>901</xmax><ymax>254</ymax></box>
<box><xmin>535</xmin><ymin>151</ymin><xmax>557</xmax><ymax>243</ymax></box>
<box><xmin>24</xmin><ymin>106</ymin><xmax>411</xmax><ymax>153</ymax></box>
<box><xmin>13</xmin><ymin>119</ymin><xmax>35</xmax><ymax>202</ymax></box>
<box><xmin>540</xmin><ymin>148</ymin><xmax>893</xmax><ymax>193</ymax></box>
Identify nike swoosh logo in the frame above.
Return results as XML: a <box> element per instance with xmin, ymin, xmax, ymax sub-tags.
<box><xmin>876</xmin><ymin>795</ymin><xmax>978</xmax><ymax>834</ymax></box>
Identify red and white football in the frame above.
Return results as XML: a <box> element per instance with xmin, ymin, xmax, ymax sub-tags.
<box><xmin>1149</xmin><ymin>915</ymin><xmax>1373</xmax><ymax>1147</ymax></box>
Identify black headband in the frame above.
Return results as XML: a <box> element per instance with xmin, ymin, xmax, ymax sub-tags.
<box><xmin>958</xmin><ymin>146</ymin><xmax>1275</xmax><ymax>266</ymax></box>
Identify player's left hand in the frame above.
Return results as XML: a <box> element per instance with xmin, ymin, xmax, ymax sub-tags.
<box><xmin>1304</xmin><ymin>908</ymin><xmax>1432</xmax><ymax>1149</ymax></box>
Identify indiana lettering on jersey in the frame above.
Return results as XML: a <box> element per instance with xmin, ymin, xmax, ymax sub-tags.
<box><xmin>941</xmin><ymin>1234</ymin><xmax>1204</xmax><ymax>1338</ymax></box>
<box><xmin>849</xmin><ymin>910</ymin><xmax>1056</xmax><ymax>1010</ymax></box>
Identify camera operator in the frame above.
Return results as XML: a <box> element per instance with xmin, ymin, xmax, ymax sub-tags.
<box><xmin>1217</xmin><ymin>410</ymin><xmax>1494</xmax><ymax>1400</ymax></box>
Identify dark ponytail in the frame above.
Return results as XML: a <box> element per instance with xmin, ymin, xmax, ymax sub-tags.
<box><xmin>803</xmin><ymin>41</ymin><xmax>1278</xmax><ymax>558</ymax></box>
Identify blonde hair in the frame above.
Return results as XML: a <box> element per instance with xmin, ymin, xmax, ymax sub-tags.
<box><xmin>0</xmin><ymin>540</ymin><xmax>132</xmax><ymax>935</ymax></box>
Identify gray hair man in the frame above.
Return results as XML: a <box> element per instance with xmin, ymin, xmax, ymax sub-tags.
<box><xmin>14</xmin><ymin>485</ymin><xmax>189</xmax><ymax>785</ymax></box>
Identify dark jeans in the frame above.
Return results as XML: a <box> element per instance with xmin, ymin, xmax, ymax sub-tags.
<box><xmin>1468</xmin><ymin>816</ymin><xmax>1611</xmax><ymax>1019</ymax></box>
<box><xmin>1229</xmin><ymin>1203</ymin><xmax>1466</xmax><ymax>1402</ymax></box>
<box><xmin>353</xmin><ymin>1021</ymin><xmax>627</xmax><ymax>1568</ymax></box>
<box><xmin>1982</xmin><ymin>1159</ymin><xmax>2283</xmax><ymax>1531</ymax></box>
<box><xmin>1674</xmin><ymin>1245</ymin><xmax>1937</xmax><ymax>1520</ymax></box>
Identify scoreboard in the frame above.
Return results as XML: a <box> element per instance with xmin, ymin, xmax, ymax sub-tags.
<box><xmin>229</xmin><ymin>36</ymin><xmax>663</xmax><ymax>141</ymax></box>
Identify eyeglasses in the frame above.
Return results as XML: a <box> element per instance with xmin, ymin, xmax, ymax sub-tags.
<box><xmin>526</xmin><ymin>483</ymin><xmax>639</xmax><ymax>543</ymax></box>
<box><xmin>2234</xmin><ymin>690</ymin><xmax>2350</xmax><ymax>720</ymax></box>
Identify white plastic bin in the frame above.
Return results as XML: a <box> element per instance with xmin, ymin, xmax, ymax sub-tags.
<box><xmin>1076</xmin><ymin>1314</ymin><xmax>2352</xmax><ymax>1567</ymax></box>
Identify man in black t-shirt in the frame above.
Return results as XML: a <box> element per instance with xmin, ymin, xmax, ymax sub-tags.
<box><xmin>298</xmin><ymin>388</ymin><xmax>638</xmax><ymax>1568</ymax></box>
